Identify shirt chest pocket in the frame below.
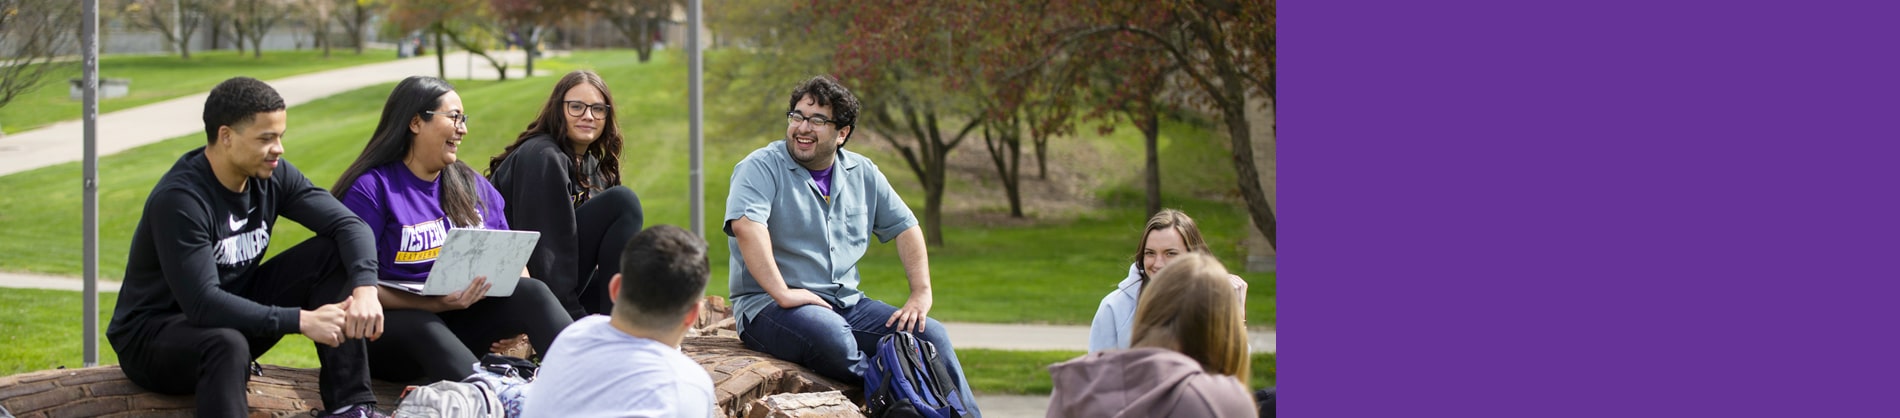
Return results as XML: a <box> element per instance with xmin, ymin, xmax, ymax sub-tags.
<box><xmin>841</xmin><ymin>205</ymin><xmax>869</xmax><ymax>245</ymax></box>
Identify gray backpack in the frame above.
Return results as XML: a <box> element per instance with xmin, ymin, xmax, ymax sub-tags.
<box><xmin>394</xmin><ymin>380</ymin><xmax>505</xmax><ymax>418</ymax></box>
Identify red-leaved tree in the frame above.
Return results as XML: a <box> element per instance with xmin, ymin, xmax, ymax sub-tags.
<box><xmin>1050</xmin><ymin>0</ymin><xmax>1277</xmax><ymax>247</ymax></box>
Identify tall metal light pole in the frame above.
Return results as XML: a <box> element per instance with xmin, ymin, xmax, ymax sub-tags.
<box><xmin>82</xmin><ymin>0</ymin><xmax>102</xmax><ymax>367</ymax></box>
<box><xmin>687</xmin><ymin>0</ymin><xmax>704</xmax><ymax>239</ymax></box>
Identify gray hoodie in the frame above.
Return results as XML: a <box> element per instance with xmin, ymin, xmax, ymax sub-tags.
<box><xmin>1046</xmin><ymin>348</ymin><xmax>1256</xmax><ymax>418</ymax></box>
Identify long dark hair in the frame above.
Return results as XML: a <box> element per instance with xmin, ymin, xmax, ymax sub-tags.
<box><xmin>486</xmin><ymin>70</ymin><xmax>623</xmax><ymax>195</ymax></box>
<box><xmin>332</xmin><ymin>76</ymin><xmax>489</xmax><ymax>228</ymax></box>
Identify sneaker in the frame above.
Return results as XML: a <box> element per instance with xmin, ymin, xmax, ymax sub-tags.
<box><xmin>318</xmin><ymin>403</ymin><xmax>388</xmax><ymax>418</ymax></box>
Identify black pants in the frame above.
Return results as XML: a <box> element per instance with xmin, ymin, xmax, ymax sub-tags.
<box><xmin>114</xmin><ymin>237</ymin><xmax>375</xmax><ymax>418</ymax></box>
<box><xmin>366</xmin><ymin>278</ymin><xmax>572</xmax><ymax>383</ymax></box>
<box><xmin>572</xmin><ymin>185</ymin><xmax>643</xmax><ymax>317</ymax></box>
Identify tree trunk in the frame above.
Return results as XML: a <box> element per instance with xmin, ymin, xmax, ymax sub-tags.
<box><xmin>632</xmin><ymin>16</ymin><xmax>654</xmax><ymax>62</ymax></box>
<box><xmin>351</xmin><ymin>3</ymin><xmax>366</xmax><ymax>55</ymax></box>
<box><xmin>919</xmin><ymin>109</ymin><xmax>949</xmax><ymax>246</ymax></box>
<box><xmin>1033</xmin><ymin>132</ymin><xmax>1048</xmax><ymax>180</ymax></box>
<box><xmin>207</xmin><ymin>14</ymin><xmax>220</xmax><ymax>51</ymax></box>
<box><xmin>443</xmin><ymin>28</ymin><xmax>510</xmax><ymax>81</ymax></box>
<box><xmin>524</xmin><ymin>27</ymin><xmax>538</xmax><ymax>77</ymax></box>
<box><xmin>982</xmin><ymin>118</ymin><xmax>1024</xmax><ymax>219</ymax></box>
<box><xmin>177</xmin><ymin>21</ymin><xmax>194</xmax><ymax>59</ymax></box>
<box><xmin>1216</xmin><ymin>83</ymin><xmax>1275</xmax><ymax>249</ymax></box>
<box><xmin>250</xmin><ymin>31</ymin><xmax>264</xmax><ymax>58</ymax></box>
<box><xmin>319</xmin><ymin>17</ymin><xmax>332</xmax><ymax>58</ymax></box>
<box><xmin>1006</xmin><ymin>134</ymin><xmax>1021</xmax><ymax>218</ymax></box>
<box><xmin>1173</xmin><ymin>18</ymin><xmax>1277</xmax><ymax>249</ymax></box>
<box><xmin>1139</xmin><ymin>107</ymin><xmax>1162</xmax><ymax>219</ymax></box>
<box><xmin>874</xmin><ymin>100</ymin><xmax>976</xmax><ymax>247</ymax></box>
<box><xmin>435</xmin><ymin>24</ymin><xmax>446</xmax><ymax>80</ymax></box>
<box><xmin>229</xmin><ymin>20</ymin><xmax>245</xmax><ymax>54</ymax></box>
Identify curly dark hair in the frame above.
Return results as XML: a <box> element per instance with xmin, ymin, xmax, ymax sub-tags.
<box><xmin>788</xmin><ymin>75</ymin><xmax>861</xmax><ymax>146</ymax></box>
<box><xmin>202</xmin><ymin>77</ymin><xmax>286</xmax><ymax>144</ymax></box>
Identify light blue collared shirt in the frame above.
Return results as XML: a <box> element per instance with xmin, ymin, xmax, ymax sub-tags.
<box><xmin>723</xmin><ymin>140</ymin><xmax>919</xmax><ymax>332</ymax></box>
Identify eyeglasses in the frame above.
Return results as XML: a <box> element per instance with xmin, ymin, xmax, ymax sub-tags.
<box><xmin>564</xmin><ymin>101</ymin><xmax>611</xmax><ymax>118</ymax></box>
<box><xmin>420</xmin><ymin>111</ymin><xmax>469</xmax><ymax>127</ymax></box>
<box><xmin>787</xmin><ymin>111</ymin><xmax>834</xmax><ymax>129</ymax></box>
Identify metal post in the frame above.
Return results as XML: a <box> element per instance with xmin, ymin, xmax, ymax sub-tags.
<box><xmin>82</xmin><ymin>0</ymin><xmax>101</xmax><ymax>367</ymax></box>
<box><xmin>687</xmin><ymin>0</ymin><xmax>704</xmax><ymax>239</ymax></box>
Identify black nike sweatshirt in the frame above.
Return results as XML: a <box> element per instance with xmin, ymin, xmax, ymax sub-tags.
<box><xmin>107</xmin><ymin>147</ymin><xmax>378</xmax><ymax>346</ymax></box>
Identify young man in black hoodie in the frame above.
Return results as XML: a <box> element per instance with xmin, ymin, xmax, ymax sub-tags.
<box><xmin>106</xmin><ymin>77</ymin><xmax>389</xmax><ymax>418</ymax></box>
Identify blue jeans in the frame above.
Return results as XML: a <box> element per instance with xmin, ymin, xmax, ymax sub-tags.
<box><xmin>741</xmin><ymin>298</ymin><xmax>983</xmax><ymax>417</ymax></box>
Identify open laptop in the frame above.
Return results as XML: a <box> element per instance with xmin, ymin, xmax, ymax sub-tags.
<box><xmin>379</xmin><ymin>229</ymin><xmax>541</xmax><ymax>297</ymax></box>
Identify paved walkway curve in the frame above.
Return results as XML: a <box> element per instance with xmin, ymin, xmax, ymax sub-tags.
<box><xmin>0</xmin><ymin>50</ymin><xmax>537</xmax><ymax>177</ymax></box>
<box><xmin>0</xmin><ymin>270</ymin><xmax>1277</xmax><ymax>353</ymax></box>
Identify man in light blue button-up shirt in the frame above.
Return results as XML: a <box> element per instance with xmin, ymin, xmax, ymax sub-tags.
<box><xmin>723</xmin><ymin>76</ymin><xmax>981</xmax><ymax>417</ymax></box>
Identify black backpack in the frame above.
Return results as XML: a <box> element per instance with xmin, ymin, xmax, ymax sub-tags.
<box><xmin>863</xmin><ymin>332</ymin><xmax>969</xmax><ymax>418</ymax></box>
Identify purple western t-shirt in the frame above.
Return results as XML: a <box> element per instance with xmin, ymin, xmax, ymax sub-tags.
<box><xmin>341</xmin><ymin>163</ymin><xmax>509</xmax><ymax>284</ymax></box>
<box><xmin>809</xmin><ymin>165</ymin><xmax>834</xmax><ymax>199</ymax></box>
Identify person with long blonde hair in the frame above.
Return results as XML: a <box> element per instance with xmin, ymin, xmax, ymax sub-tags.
<box><xmin>1049</xmin><ymin>253</ymin><xmax>1255</xmax><ymax>417</ymax></box>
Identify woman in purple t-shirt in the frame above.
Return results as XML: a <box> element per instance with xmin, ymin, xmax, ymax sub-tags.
<box><xmin>331</xmin><ymin>76</ymin><xmax>572</xmax><ymax>383</ymax></box>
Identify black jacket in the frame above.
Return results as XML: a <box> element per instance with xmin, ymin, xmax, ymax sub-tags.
<box><xmin>108</xmin><ymin>148</ymin><xmax>377</xmax><ymax>346</ymax></box>
<box><xmin>488</xmin><ymin>134</ymin><xmax>608</xmax><ymax>296</ymax></box>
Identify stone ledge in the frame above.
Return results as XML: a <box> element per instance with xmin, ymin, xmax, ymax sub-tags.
<box><xmin>0</xmin><ymin>297</ymin><xmax>861</xmax><ymax>418</ymax></box>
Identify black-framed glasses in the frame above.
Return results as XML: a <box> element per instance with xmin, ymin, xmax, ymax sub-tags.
<box><xmin>420</xmin><ymin>111</ymin><xmax>469</xmax><ymax>127</ymax></box>
<box><xmin>564</xmin><ymin>101</ymin><xmax>611</xmax><ymax>118</ymax></box>
<box><xmin>787</xmin><ymin>111</ymin><xmax>834</xmax><ymax>129</ymax></box>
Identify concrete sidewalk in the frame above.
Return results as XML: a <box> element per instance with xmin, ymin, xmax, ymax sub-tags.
<box><xmin>942</xmin><ymin>321</ymin><xmax>1277</xmax><ymax>354</ymax></box>
<box><xmin>0</xmin><ymin>50</ymin><xmax>540</xmax><ymax>177</ymax></box>
<box><xmin>0</xmin><ymin>270</ymin><xmax>1277</xmax><ymax>354</ymax></box>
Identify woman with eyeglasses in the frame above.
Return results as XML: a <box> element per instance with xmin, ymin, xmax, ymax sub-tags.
<box><xmin>487</xmin><ymin>70</ymin><xmax>645</xmax><ymax>319</ymax></box>
<box><xmin>332</xmin><ymin>76</ymin><xmax>572</xmax><ymax>383</ymax></box>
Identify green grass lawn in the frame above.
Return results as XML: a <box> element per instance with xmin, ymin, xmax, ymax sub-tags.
<box><xmin>0</xmin><ymin>288</ymin><xmax>317</xmax><ymax>375</ymax></box>
<box><xmin>0</xmin><ymin>49</ymin><xmax>1278</xmax><ymax>383</ymax></box>
<box><xmin>0</xmin><ymin>48</ymin><xmax>395</xmax><ymax>133</ymax></box>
